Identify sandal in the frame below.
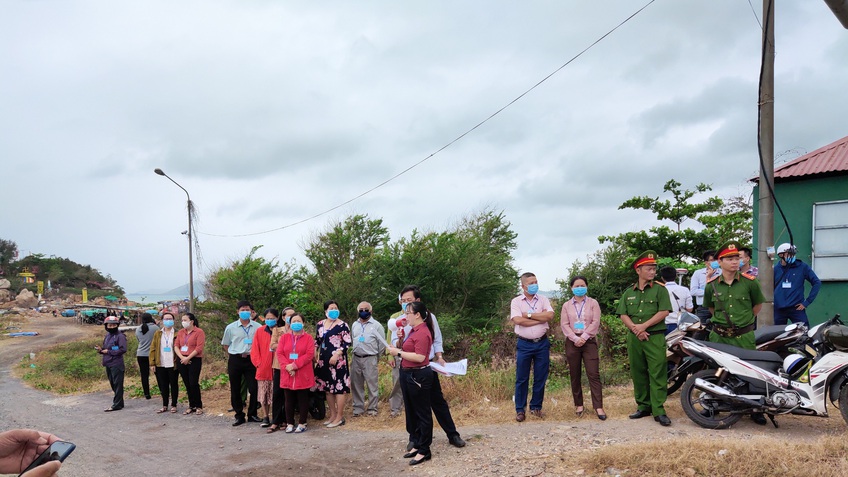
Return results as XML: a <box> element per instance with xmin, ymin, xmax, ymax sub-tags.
<box><xmin>195</xmin><ymin>409</ymin><xmax>204</xmax><ymax>415</ymax></box>
<box><xmin>266</xmin><ymin>425</ymin><xmax>279</xmax><ymax>433</ymax></box>
<box><xmin>183</xmin><ymin>408</ymin><xmax>195</xmax><ymax>415</ymax></box>
<box><xmin>170</xmin><ymin>407</ymin><xmax>178</xmax><ymax>413</ymax></box>
<box><xmin>575</xmin><ymin>407</ymin><xmax>584</xmax><ymax>418</ymax></box>
<box><xmin>156</xmin><ymin>407</ymin><xmax>168</xmax><ymax>414</ymax></box>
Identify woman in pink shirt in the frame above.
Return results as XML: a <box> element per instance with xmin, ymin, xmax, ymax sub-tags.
<box><xmin>277</xmin><ymin>313</ymin><xmax>316</xmax><ymax>433</ymax></box>
<box><xmin>560</xmin><ymin>276</ymin><xmax>606</xmax><ymax>420</ymax></box>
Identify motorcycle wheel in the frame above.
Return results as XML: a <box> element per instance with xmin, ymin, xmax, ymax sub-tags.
<box><xmin>680</xmin><ymin>369</ymin><xmax>743</xmax><ymax>429</ymax></box>
<box><xmin>838</xmin><ymin>383</ymin><xmax>848</xmax><ymax>426</ymax></box>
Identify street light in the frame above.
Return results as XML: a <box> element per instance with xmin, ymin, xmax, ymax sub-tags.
<box><xmin>154</xmin><ymin>168</ymin><xmax>195</xmax><ymax>313</ymax></box>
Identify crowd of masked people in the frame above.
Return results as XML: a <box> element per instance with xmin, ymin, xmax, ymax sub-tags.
<box><xmin>99</xmin><ymin>284</ymin><xmax>464</xmax><ymax>466</ymax></box>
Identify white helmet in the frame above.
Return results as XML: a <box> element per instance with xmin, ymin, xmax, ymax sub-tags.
<box><xmin>782</xmin><ymin>354</ymin><xmax>809</xmax><ymax>376</ymax></box>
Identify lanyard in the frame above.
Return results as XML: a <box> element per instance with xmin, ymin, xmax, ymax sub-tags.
<box><xmin>182</xmin><ymin>330</ymin><xmax>191</xmax><ymax>347</ymax></box>
<box><xmin>240</xmin><ymin>325</ymin><xmax>252</xmax><ymax>338</ymax></box>
<box><xmin>291</xmin><ymin>333</ymin><xmax>300</xmax><ymax>352</ymax></box>
<box><xmin>163</xmin><ymin>330</ymin><xmax>173</xmax><ymax>348</ymax></box>
<box><xmin>572</xmin><ymin>298</ymin><xmax>586</xmax><ymax>322</ymax></box>
<box><xmin>524</xmin><ymin>296</ymin><xmax>538</xmax><ymax>312</ymax></box>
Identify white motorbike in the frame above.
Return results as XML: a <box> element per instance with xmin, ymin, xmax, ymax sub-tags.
<box><xmin>678</xmin><ymin>314</ymin><xmax>848</xmax><ymax>429</ymax></box>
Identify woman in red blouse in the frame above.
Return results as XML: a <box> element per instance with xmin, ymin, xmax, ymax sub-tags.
<box><xmin>387</xmin><ymin>301</ymin><xmax>434</xmax><ymax>466</ymax></box>
<box><xmin>175</xmin><ymin>313</ymin><xmax>206</xmax><ymax>415</ymax></box>
<box><xmin>559</xmin><ymin>276</ymin><xmax>605</xmax><ymax>420</ymax></box>
<box><xmin>277</xmin><ymin>313</ymin><xmax>316</xmax><ymax>433</ymax></box>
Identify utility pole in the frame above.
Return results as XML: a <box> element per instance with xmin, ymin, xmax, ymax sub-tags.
<box><xmin>757</xmin><ymin>0</ymin><xmax>775</xmax><ymax>328</ymax></box>
<box><xmin>823</xmin><ymin>0</ymin><xmax>848</xmax><ymax>29</ymax></box>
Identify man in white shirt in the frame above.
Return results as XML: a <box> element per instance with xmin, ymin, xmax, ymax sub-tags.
<box><xmin>689</xmin><ymin>250</ymin><xmax>717</xmax><ymax>326</ymax></box>
<box><xmin>661</xmin><ymin>267</ymin><xmax>693</xmax><ymax>334</ymax></box>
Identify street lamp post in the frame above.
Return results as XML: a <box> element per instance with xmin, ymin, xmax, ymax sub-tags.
<box><xmin>154</xmin><ymin>168</ymin><xmax>195</xmax><ymax>313</ymax></box>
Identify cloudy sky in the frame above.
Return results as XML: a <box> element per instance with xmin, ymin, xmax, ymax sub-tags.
<box><xmin>2</xmin><ymin>1</ymin><xmax>847</xmax><ymax>294</ymax></box>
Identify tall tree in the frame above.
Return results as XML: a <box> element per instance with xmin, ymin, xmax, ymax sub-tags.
<box><xmin>0</xmin><ymin>238</ymin><xmax>17</xmax><ymax>272</ymax></box>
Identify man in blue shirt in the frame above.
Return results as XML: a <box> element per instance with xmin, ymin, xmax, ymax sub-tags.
<box><xmin>222</xmin><ymin>300</ymin><xmax>262</xmax><ymax>426</ymax></box>
<box><xmin>773</xmin><ymin>243</ymin><xmax>822</xmax><ymax>326</ymax></box>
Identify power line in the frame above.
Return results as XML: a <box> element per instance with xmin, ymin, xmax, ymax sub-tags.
<box><xmin>200</xmin><ymin>0</ymin><xmax>658</xmax><ymax>238</ymax></box>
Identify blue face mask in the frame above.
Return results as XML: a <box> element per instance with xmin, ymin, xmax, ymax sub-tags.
<box><xmin>739</xmin><ymin>260</ymin><xmax>746</xmax><ymax>267</ymax></box>
<box><xmin>285</xmin><ymin>316</ymin><xmax>291</xmax><ymax>324</ymax></box>
<box><xmin>290</xmin><ymin>322</ymin><xmax>304</xmax><ymax>332</ymax></box>
<box><xmin>265</xmin><ymin>319</ymin><xmax>277</xmax><ymax>328</ymax></box>
<box><xmin>163</xmin><ymin>320</ymin><xmax>174</xmax><ymax>328</ymax></box>
<box><xmin>786</xmin><ymin>256</ymin><xmax>796</xmax><ymax>264</ymax></box>
<box><xmin>359</xmin><ymin>310</ymin><xmax>371</xmax><ymax>320</ymax></box>
<box><xmin>327</xmin><ymin>309</ymin><xmax>340</xmax><ymax>320</ymax></box>
<box><xmin>572</xmin><ymin>286</ymin><xmax>588</xmax><ymax>297</ymax></box>
<box><xmin>238</xmin><ymin>311</ymin><xmax>251</xmax><ymax>320</ymax></box>
<box><xmin>709</xmin><ymin>261</ymin><xmax>720</xmax><ymax>270</ymax></box>
<box><xmin>526</xmin><ymin>283</ymin><xmax>539</xmax><ymax>295</ymax></box>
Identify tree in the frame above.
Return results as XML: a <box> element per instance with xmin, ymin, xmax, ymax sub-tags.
<box><xmin>0</xmin><ymin>238</ymin><xmax>17</xmax><ymax>273</ymax></box>
<box><xmin>206</xmin><ymin>245</ymin><xmax>297</xmax><ymax>316</ymax></box>
<box><xmin>300</xmin><ymin>214</ymin><xmax>389</xmax><ymax>320</ymax></box>
<box><xmin>599</xmin><ymin>180</ymin><xmax>753</xmax><ymax>263</ymax></box>
<box><xmin>557</xmin><ymin>241</ymin><xmax>633</xmax><ymax>314</ymax></box>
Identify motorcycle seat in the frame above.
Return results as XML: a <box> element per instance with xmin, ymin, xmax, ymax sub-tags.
<box><xmin>754</xmin><ymin>325</ymin><xmax>790</xmax><ymax>344</ymax></box>
<box><xmin>694</xmin><ymin>340</ymin><xmax>784</xmax><ymax>373</ymax></box>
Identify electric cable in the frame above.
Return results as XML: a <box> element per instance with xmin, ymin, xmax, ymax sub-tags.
<box><xmin>199</xmin><ymin>0</ymin><xmax>658</xmax><ymax>238</ymax></box>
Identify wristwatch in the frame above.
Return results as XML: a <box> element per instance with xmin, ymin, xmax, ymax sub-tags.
<box><xmin>528</xmin><ymin>312</ymin><xmax>533</xmax><ymax>319</ymax></box>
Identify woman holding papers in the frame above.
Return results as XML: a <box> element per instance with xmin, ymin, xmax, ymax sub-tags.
<box><xmin>387</xmin><ymin>301</ymin><xmax>435</xmax><ymax>466</ymax></box>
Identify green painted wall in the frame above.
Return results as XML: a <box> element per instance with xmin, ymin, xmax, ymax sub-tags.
<box><xmin>753</xmin><ymin>174</ymin><xmax>848</xmax><ymax>326</ymax></box>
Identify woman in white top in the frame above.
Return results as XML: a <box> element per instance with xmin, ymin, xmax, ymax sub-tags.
<box><xmin>149</xmin><ymin>312</ymin><xmax>179</xmax><ymax>413</ymax></box>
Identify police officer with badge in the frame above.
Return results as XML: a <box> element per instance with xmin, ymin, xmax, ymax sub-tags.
<box><xmin>616</xmin><ymin>251</ymin><xmax>673</xmax><ymax>426</ymax></box>
<box><xmin>704</xmin><ymin>240</ymin><xmax>767</xmax><ymax>425</ymax></box>
<box><xmin>704</xmin><ymin>241</ymin><xmax>765</xmax><ymax>350</ymax></box>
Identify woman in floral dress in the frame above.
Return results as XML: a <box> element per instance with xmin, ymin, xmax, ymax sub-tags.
<box><xmin>315</xmin><ymin>300</ymin><xmax>352</xmax><ymax>428</ymax></box>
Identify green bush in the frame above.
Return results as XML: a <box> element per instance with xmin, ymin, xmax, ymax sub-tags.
<box><xmin>598</xmin><ymin>314</ymin><xmax>628</xmax><ymax>360</ymax></box>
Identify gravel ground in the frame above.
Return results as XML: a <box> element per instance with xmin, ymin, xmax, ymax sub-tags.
<box><xmin>2</xmin><ymin>313</ymin><xmax>847</xmax><ymax>477</ymax></box>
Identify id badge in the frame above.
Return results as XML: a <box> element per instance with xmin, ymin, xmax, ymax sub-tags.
<box><xmin>163</xmin><ymin>347</ymin><xmax>172</xmax><ymax>352</ymax></box>
<box><xmin>782</xmin><ymin>281</ymin><xmax>792</xmax><ymax>289</ymax></box>
<box><xmin>111</xmin><ymin>345</ymin><xmax>119</xmax><ymax>351</ymax></box>
<box><xmin>180</xmin><ymin>345</ymin><xmax>189</xmax><ymax>352</ymax></box>
<box><xmin>244</xmin><ymin>338</ymin><xmax>253</xmax><ymax>345</ymax></box>
<box><xmin>575</xmin><ymin>322</ymin><xmax>585</xmax><ymax>333</ymax></box>
<box><xmin>358</xmin><ymin>336</ymin><xmax>365</xmax><ymax>342</ymax></box>
<box><xmin>289</xmin><ymin>353</ymin><xmax>299</xmax><ymax>360</ymax></box>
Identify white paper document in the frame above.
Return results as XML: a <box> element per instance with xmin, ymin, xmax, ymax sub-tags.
<box><xmin>429</xmin><ymin>358</ymin><xmax>468</xmax><ymax>377</ymax></box>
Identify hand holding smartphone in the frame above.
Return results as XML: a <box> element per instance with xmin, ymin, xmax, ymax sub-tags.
<box><xmin>19</xmin><ymin>441</ymin><xmax>75</xmax><ymax>477</ymax></box>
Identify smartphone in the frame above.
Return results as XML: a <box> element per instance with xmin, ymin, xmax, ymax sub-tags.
<box><xmin>19</xmin><ymin>441</ymin><xmax>75</xmax><ymax>476</ymax></box>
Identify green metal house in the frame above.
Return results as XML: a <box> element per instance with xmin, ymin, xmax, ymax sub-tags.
<box><xmin>752</xmin><ymin>134</ymin><xmax>848</xmax><ymax>325</ymax></box>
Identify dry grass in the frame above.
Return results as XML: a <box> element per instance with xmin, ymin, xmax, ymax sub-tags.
<box><xmin>565</xmin><ymin>435</ymin><xmax>848</xmax><ymax>477</ymax></box>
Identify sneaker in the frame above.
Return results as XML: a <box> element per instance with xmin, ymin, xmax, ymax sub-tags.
<box><xmin>284</xmin><ymin>425</ymin><xmax>294</xmax><ymax>433</ymax></box>
<box><xmin>260</xmin><ymin>417</ymin><xmax>271</xmax><ymax>428</ymax></box>
<box><xmin>294</xmin><ymin>424</ymin><xmax>307</xmax><ymax>433</ymax></box>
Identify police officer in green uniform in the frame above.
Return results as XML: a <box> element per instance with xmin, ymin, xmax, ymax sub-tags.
<box><xmin>616</xmin><ymin>250</ymin><xmax>673</xmax><ymax>426</ymax></box>
<box><xmin>704</xmin><ymin>241</ymin><xmax>765</xmax><ymax>350</ymax></box>
<box><xmin>703</xmin><ymin>240</ymin><xmax>767</xmax><ymax>425</ymax></box>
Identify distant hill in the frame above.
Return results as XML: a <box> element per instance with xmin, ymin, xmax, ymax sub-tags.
<box><xmin>132</xmin><ymin>281</ymin><xmax>205</xmax><ymax>298</ymax></box>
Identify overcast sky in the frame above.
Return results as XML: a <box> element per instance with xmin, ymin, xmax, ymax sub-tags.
<box><xmin>2</xmin><ymin>1</ymin><xmax>847</xmax><ymax>294</ymax></box>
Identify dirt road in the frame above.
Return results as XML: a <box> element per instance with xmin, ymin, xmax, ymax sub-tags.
<box><xmin>2</xmin><ymin>314</ymin><xmax>846</xmax><ymax>476</ymax></box>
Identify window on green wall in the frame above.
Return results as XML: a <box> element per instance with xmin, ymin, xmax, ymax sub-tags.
<box><xmin>812</xmin><ymin>200</ymin><xmax>848</xmax><ymax>281</ymax></box>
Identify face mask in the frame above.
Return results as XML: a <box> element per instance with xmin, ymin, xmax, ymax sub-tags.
<box><xmin>285</xmin><ymin>316</ymin><xmax>291</xmax><ymax>324</ymax></box>
<box><xmin>709</xmin><ymin>261</ymin><xmax>720</xmax><ymax>270</ymax></box>
<box><xmin>786</xmin><ymin>256</ymin><xmax>796</xmax><ymax>264</ymax></box>
<box><xmin>238</xmin><ymin>311</ymin><xmax>251</xmax><ymax>320</ymax></box>
<box><xmin>163</xmin><ymin>320</ymin><xmax>174</xmax><ymax>328</ymax></box>
<box><xmin>739</xmin><ymin>260</ymin><xmax>746</xmax><ymax>267</ymax></box>
<box><xmin>526</xmin><ymin>283</ymin><xmax>539</xmax><ymax>295</ymax></box>
<box><xmin>265</xmin><ymin>319</ymin><xmax>277</xmax><ymax>328</ymax></box>
<box><xmin>290</xmin><ymin>322</ymin><xmax>304</xmax><ymax>332</ymax></box>
<box><xmin>359</xmin><ymin>310</ymin><xmax>371</xmax><ymax>320</ymax></box>
<box><xmin>327</xmin><ymin>309</ymin><xmax>340</xmax><ymax>320</ymax></box>
<box><xmin>181</xmin><ymin>321</ymin><xmax>191</xmax><ymax>329</ymax></box>
<box><xmin>106</xmin><ymin>326</ymin><xmax>118</xmax><ymax>334</ymax></box>
<box><xmin>572</xmin><ymin>286</ymin><xmax>588</xmax><ymax>297</ymax></box>
<box><xmin>403</xmin><ymin>303</ymin><xmax>412</xmax><ymax>313</ymax></box>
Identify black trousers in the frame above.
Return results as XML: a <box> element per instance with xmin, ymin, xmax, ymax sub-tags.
<box><xmin>228</xmin><ymin>354</ymin><xmax>258</xmax><ymax>420</ymax></box>
<box><xmin>284</xmin><ymin>388</ymin><xmax>310</xmax><ymax>425</ymax></box>
<box><xmin>271</xmin><ymin>369</ymin><xmax>287</xmax><ymax>426</ymax></box>
<box><xmin>431</xmin><ymin>372</ymin><xmax>460</xmax><ymax>439</ymax></box>
<box><xmin>154</xmin><ymin>366</ymin><xmax>179</xmax><ymax>407</ymax></box>
<box><xmin>178</xmin><ymin>358</ymin><xmax>204</xmax><ymax>409</ymax></box>
<box><xmin>137</xmin><ymin>356</ymin><xmax>151</xmax><ymax>397</ymax></box>
<box><xmin>400</xmin><ymin>367</ymin><xmax>434</xmax><ymax>456</ymax></box>
<box><xmin>105</xmin><ymin>365</ymin><xmax>125</xmax><ymax>409</ymax></box>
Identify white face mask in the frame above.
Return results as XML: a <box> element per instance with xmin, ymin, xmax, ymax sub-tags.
<box><xmin>181</xmin><ymin>321</ymin><xmax>191</xmax><ymax>329</ymax></box>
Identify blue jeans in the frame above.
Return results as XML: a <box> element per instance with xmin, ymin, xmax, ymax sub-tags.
<box><xmin>774</xmin><ymin>306</ymin><xmax>809</xmax><ymax>326</ymax></box>
<box><xmin>515</xmin><ymin>336</ymin><xmax>550</xmax><ymax>413</ymax></box>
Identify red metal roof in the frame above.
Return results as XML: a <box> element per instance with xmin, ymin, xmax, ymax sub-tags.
<box><xmin>771</xmin><ymin>134</ymin><xmax>848</xmax><ymax>181</ymax></box>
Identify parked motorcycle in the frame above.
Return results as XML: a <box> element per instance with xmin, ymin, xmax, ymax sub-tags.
<box><xmin>666</xmin><ymin>316</ymin><xmax>810</xmax><ymax>395</ymax></box>
<box><xmin>678</xmin><ymin>314</ymin><xmax>848</xmax><ymax>429</ymax></box>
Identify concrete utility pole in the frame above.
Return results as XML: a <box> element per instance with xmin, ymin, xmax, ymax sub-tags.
<box><xmin>823</xmin><ymin>0</ymin><xmax>848</xmax><ymax>29</ymax></box>
<box><xmin>757</xmin><ymin>0</ymin><xmax>776</xmax><ymax>328</ymax></box>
